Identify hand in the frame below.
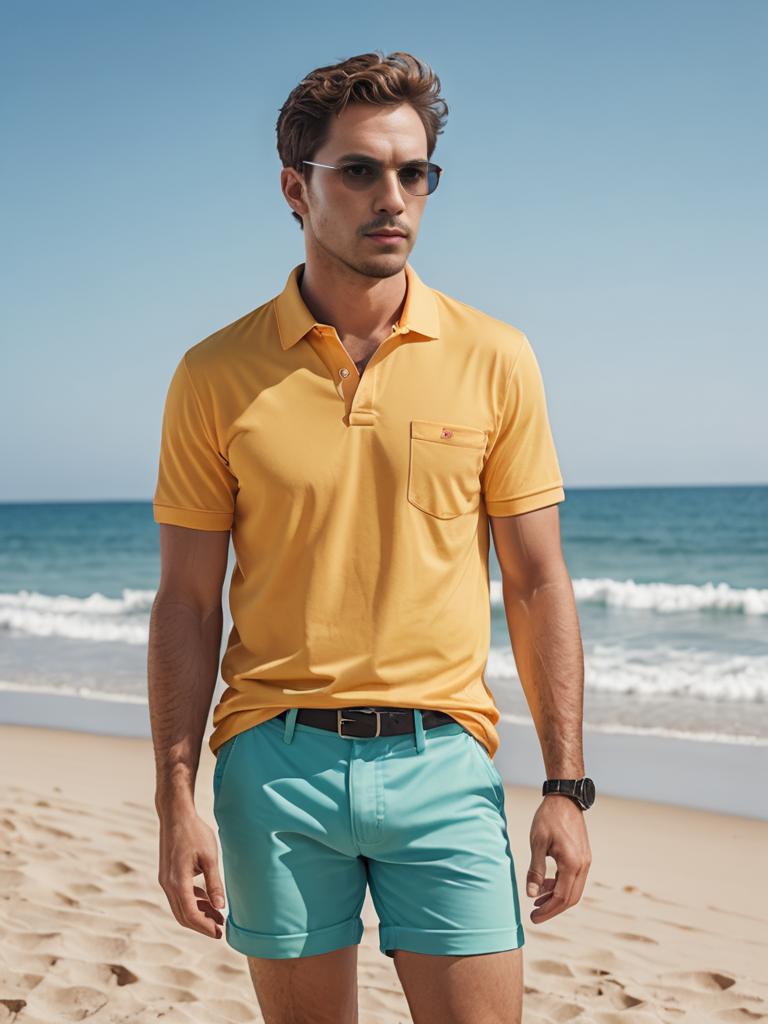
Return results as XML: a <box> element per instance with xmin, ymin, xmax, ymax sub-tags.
<box><xmin>157</xmin><ymin>810</ymin><xmax>226</xmax><ymax>938</ymax></box>
<box><xmin>526</xmin><ymin>794</ymin><xmax>592</xmax><ymax>924</ymax></box>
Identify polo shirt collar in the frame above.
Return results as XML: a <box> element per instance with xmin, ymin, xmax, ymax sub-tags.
<box><xmin>275</xmin><ymin>261</ymin><xmax>440</xmax><ymax>350</ymax></box>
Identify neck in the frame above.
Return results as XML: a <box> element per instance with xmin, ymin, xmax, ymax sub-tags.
<box><xmin>298</xmin><ymin>254</ymin><xmax>407</xmax><ymax>339</ymax></box>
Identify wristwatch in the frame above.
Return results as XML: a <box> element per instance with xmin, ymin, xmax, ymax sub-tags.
<box><xmin>542</xmin><ymin>777</ymin><xmax>596</xmax><ymax>810</ymax></box>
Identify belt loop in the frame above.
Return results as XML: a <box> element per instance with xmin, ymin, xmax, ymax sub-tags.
<box><xmin>413</xmin><ymin>709</ymin><xmax>426</xmax><ymax>753</ymax></box>
<box><xmin>283</xmin><ymin>708</ymin><xmax>298</xmax><ymax>744</ymax></box>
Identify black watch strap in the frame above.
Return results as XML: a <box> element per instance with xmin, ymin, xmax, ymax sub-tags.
<box><xmin>542</xmin><ymin>777</ymin><xmax>595</xmax><ymax>810</ymax></box>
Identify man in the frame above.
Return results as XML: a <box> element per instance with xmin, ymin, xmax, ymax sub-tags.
<box><xmin>150</xmin><ymin>49</ymin><xmax>592</xmax><ymax>1024</ymax></box>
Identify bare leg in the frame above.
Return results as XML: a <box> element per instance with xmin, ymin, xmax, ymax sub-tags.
<box><xmin>246</xmin><ymin>944</ymin><xmax>359</xmax><ymax>1024</ymax></box>
<box><xmin>392</xmin><ymin>946</ymin><xmax>523</xmax><ymax>1024</ymax></box>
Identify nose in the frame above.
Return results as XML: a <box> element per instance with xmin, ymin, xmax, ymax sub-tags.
<box><xmin>373</xmin><ymin>168</ymin><xmax>406</xmax><ymax>216</ymax></box>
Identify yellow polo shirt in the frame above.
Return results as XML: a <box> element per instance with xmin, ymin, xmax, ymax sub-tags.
<box><xmin>153</xmin><ymin>261</ymin><xmax>565</xmax><ymax>758</ymax></box>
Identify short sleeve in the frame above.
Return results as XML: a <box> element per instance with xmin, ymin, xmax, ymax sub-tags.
<box><xmin>481</xmin><ymin>333</ymin><xmax>565</xmax><ymax>517</ymax></box>
<box><xmin>152</xmin><ymin>354</ymin><xmax>238</xmax><ymax>531</ymax></box>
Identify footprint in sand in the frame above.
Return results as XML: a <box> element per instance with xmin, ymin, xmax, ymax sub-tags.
<box><xmin>4</xmin><ymin>930</ymin><xmax>62</xmax><ymax>952</ymax></box>
<box><xmin>616</xmin><ymin>992</ymin><xmax>645</xmax><ymax>1009</ymax></box>
<box><xmin>214</xmin><ymin>961</ymin><xmax>246</xmax><ymax>978</ymax></box>
<box><xmin>660</xmin><ymin>970</ymin><xmax>736</xmax><ymax>992</ymax></box>
<box><xmin>547</xmin><ymin>1000</ymin><xmax>586</xmax><ymax>1021</ymax></box>
<box><xmin>127</xmin><ymin>981</ymin><xmax>198</xmax><ymax>1004</ymax></box>
<box><xmin>573</xmin><ymin>979</ymin><xmax>646</xmax><ymax>1010</ymax></box>
<box><xmin>69</xmin><ymin>882</ymin><xmax>103</xmax><ymax>896</ymax></box>
<box><xmin>101</xmin><ymin>858</ymin><xmax>137</xmax><ymax>876</ymax></box>
<box><xmin>51</xmin><ymin>891</ymin><xmax>80</xmax><ymax>907</ymax></box>
<box><xmin>26</xmin><ymin>984</ymin><xmax>108</xmax><ymax>1019</ymax></box>
<box><xmin>130</xmin><ymin>940</ymin><xmax>186</xmax><ymax>961</ymax></box>
<box><xmin>68</xmin><ymin>932</ymin><xmax>131</xmax><ymax>960</ymax></box>
<box><xmin>613</xmin><ymin>931</ymin><xmax>660</xmax><ymax>944</ymax></box>
<box><xmin>529</xmin><ymin>959</ymin><xmax>576</xmax><ymax>978</ymax></box>
<box><xmin>0</xmin><ymin>999</ymin><xmax>27</xmax><ymax>1015</ymax></box>
<box><xmin>0</xmin><ymin>967</ymin><xmax>44</xmax><ymax>993</ymax></box>
<box><xmin>107</xmin><ymin>963</ymin><xmax>140</xmax><ymax>986</ymax></box>
<box><xmin>101</xmin><ymin>895</ymin><xmax>167</xmax><ymax>917</ymax></box>
<box><xmin>141</xmin><ymin>964</ymin><xmax>200</xmax><ymax>988</ymax></box>
<box><xmin>0</xmin><ymin>951</ymin><xmax>58</xmax><ymax>974</ymax></box>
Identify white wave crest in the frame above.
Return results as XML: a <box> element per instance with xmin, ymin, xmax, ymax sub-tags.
<box><xmin>490</xmin><ymin>577</ymin><xmax>768</xmax><ymax>615</ymax></box>
<box><xmin>486</xmin><ymin>644</ymin><xmax>768</xmax><ymax>703</ymax></box>
<box><xmin>0</xmin><ymin>680</ymin><xmax>148</xmax><ymax>703</ymax></box>
<box><xmin>0</xmin><ymin>589</ymin><xmax>154</xmax><ymax>644</ymax></box>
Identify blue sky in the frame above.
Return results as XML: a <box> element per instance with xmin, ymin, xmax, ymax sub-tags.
<box><xmin>2</xmin><ymin>0</ymin><xmax>766</xmax><ymax>501</ymax></box>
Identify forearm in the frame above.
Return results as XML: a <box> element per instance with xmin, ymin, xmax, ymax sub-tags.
<box><xmin>501</xmin><ymin>565</ymin><xmax>585</xmax><ymax>777</ymax></box>
<box><xmin>147</xmin><ymin>595</ymin><xmax>223</xmax><ymax>815</ymax></box>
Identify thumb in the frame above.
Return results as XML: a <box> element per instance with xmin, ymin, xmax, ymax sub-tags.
<box><xmin>527</xmin><ymin>842</ymin><xmax>546</xmax><ymax>897</ymax></box>
<box><xmin>201</xmin><ymin>853</ymin><xmax>226</xmax><ymax>909</ymax></box>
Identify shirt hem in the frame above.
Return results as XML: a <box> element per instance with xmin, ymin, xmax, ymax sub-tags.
<box><xmin>484</xmin><ymin>484</ymin><xmax>565</xmax><ymax>517</ymax></box>
<box><xmin>153</xmin><ymin>503</ymin><xmax>233</xmax><ymax>531</ymax></box>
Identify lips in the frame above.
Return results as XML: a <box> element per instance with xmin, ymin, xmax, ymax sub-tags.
<box><xmin>366</xmin><ymin>231</ymin><xmax>406</xmax><ymax>238</ymax></box>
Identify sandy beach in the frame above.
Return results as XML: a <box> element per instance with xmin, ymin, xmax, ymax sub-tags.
<box><xmin>1</xmin><ymin>722</ymin><xmax>767</xmax><ymax>1023</ymax></box>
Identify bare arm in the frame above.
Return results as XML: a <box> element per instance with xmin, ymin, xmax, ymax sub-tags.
<box><xmin>490</xmin><ymin>503</ymin><xmax>584</xmax><ymax>778</ymax></box>
<box><xmin>490</xmin><ymin>503</ymin><xmax>592</xmax><ymax>925</ymax></box>
<box><xmin>148</xmin><ymin>522</ymin><xmax>231</xmax><ymax>938</ymax></box>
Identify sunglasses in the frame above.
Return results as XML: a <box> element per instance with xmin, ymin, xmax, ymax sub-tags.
<box><xmin>301</xmin><ymin>158</ymin><xmax>443</xmax><ymax>197</ymax></box>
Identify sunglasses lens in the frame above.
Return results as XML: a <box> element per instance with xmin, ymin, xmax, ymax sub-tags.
<box><xmin>339</xmin><ymin>163</ymin><xmax>440</xmax><ymax>195</ymax></box>
<box><xmin>341</xmin><ymin>166</ymin><xmax>379</xmax><ymax>190</ymax></box>
<box><xmin>400</xmin><ymin>164</ymin><xmax>440</xmax><ymax>195</ymax></box>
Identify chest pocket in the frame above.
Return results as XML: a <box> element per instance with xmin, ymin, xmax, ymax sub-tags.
<box><xmin>407</xmin><ymin>419</ymin><xmax>487</xmax><ymax>519</ymax></box>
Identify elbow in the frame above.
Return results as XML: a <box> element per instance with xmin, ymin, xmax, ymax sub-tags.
<box><xmin>499</xmin><ymin>557</ymin><xmax>570</xmax><ymax>603</ymax></box>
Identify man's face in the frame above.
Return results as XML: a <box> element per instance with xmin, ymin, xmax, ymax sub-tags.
<box><xmin>287</xmin><ymin>102</ymin><xmax>431</xmax><ymax>280</ymax></box>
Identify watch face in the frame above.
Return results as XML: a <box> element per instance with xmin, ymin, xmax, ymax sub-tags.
<box><xmin>582</xmin><ymin>778</ymin><xmax>596</xmax><ymax>806</ymax></box>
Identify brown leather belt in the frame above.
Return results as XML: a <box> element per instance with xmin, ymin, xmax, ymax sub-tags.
<box><xmin>275</xmin><ymin>706</ymin><xmax>457</xmax><ymax>739</ymax></box>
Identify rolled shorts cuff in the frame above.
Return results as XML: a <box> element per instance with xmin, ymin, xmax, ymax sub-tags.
<box><xmin>380</xmin><ymin>921</ymin><xmax>525</xmax><ymax>958</ymax></box>
<box><xmin>226</xmin><ymin>913</ymin><xmax>365</xmax><ymax>959</ymax></box>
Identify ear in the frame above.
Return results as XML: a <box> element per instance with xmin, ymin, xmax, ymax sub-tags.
<box><xmin>281</xmin><ymin>167</ymin><xmax>309</xmax><ymax>221</ymax></box>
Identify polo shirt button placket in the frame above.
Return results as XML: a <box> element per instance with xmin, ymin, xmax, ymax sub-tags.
<box><xmin>335</xmin><ymin>365</ymin><xmax>351</xmax><ymax>400</ymax></box>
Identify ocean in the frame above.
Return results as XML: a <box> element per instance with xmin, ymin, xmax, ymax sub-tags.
<box><xmin>1</xmin><ymin>485</ymin><xmax>766</xmax><ymax>747</ymax></box>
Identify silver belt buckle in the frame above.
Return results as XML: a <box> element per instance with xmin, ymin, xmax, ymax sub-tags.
<box><xmin>337</xmin><ymin>708</ymin><xmax>383</xmax><ymax>738</ymax></box>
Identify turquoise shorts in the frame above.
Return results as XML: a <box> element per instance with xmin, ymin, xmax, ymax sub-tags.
<box><xmin>212</xmin><ymin>708</ymin><xmax>526</xmax><ymax>959</ymax></box>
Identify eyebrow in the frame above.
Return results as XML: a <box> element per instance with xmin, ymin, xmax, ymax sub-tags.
<box><xmin>336</xmin><ymin>153</ymin><xmax>428</xmax><ymax>165</ymax></box>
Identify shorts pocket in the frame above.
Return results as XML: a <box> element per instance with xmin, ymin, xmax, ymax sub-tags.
<box><xmin>212</xmin><ymin>731</ymin><xmax>241</xmax><ymax>813</ymax></box>
<box><xmin>466</xmin><ymin>732</ymin><xmax>505</xmax><ymax>808</ymax></box>
<box><xmin>407</xmin><ymin>419</ymin><xmax>487</xmax><ymax>519</ymax></box>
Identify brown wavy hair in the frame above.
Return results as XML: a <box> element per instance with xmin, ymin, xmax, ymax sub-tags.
<box><xmin>276</xmin><ymin>50</ymin><xmax>449</xmax><ymax>229</ymax></box>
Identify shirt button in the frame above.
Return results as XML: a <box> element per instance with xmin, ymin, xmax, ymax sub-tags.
<box><xmin>339</xmin><ymin>367</ymin><xmax>350</xmax><ymax>378</ymax></box>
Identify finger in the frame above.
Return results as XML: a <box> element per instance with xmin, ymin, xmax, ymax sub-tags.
<box><xmin>160</xmin><ymin>868</ymin><xmax>216</xmax><ymax>936</ymax></box>
<box><xmin>178</xmin><ymin>883</ymin><xmax>220</xmax><ymax>937</ymax></box>
<box><xmin>561</xmin><ymin>843</ymin><xmax>598</xmax><ymax>909</ymax></box>
<box><xmin>532</xmin><ymin>878</ymin><xmax>557</xmax><ymax>906</ymax></box>
<box><xmin>565</xmin><ymin>856</ymin><xmax>592</xmax><ymax>908</ymax></box>
<box><xmin>168</xmin><ymin>870</ymin><xmax>220</xmax><ymax>938</ymax></box>
<box><xmin>530</xmin><ymin>862</ymin><xmax>579</xmax><ymax>923</ymax></box>
<box><xmin>193</xmin><ymin>884</ymin><xmax>225</xmax><ymax>925</ymax></box>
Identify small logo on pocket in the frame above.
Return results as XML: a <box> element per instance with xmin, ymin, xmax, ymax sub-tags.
<box><xmin>440</xmin><ymin>428</ymin><xmax>453</xmax><ymax>438</ymax></box>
